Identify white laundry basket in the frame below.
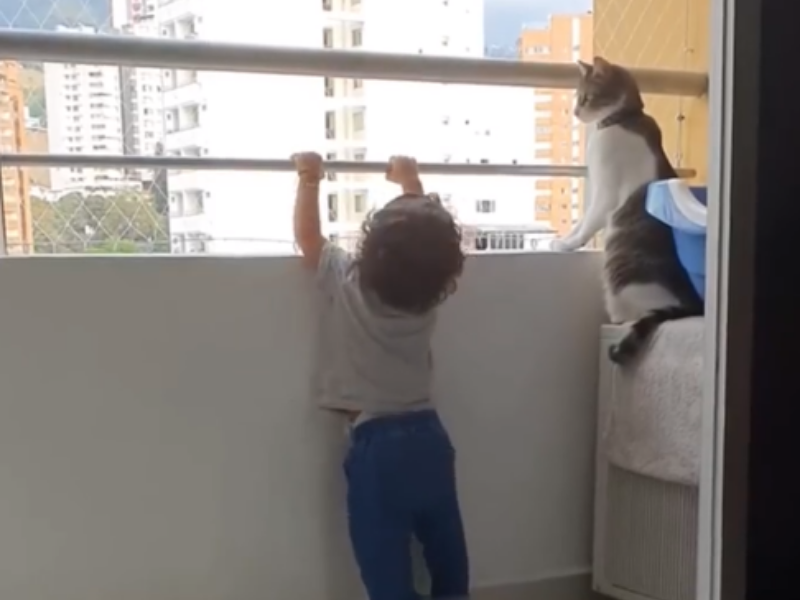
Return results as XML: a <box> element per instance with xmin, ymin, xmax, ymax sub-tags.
<box><xmin>593</xmin><ymin>326</ymin><xmax>699</xmax><ymax>600</ymax></box>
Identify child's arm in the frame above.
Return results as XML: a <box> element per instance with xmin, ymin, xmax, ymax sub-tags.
<box><xmin>386</xmin><ymin>155</ymin><xmax>424</xmax><ymax>196</ymax></box>
<box><xmin>291</xmin><ymin>152</ymin><xmax>326</xmax><ymax>269</ymax></box>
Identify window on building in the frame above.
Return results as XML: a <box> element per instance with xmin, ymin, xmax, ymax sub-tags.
<box><xmin>185</xmin><ymin>233</ymin><xmax>209</xmax><ymax>254</ymax></box>
<box><xmin>322</xmin><ymin>0</ymin><xmax>332</xmax><ymax>9</ymax></box>
<box><xmin>323</xmin><ymin>28</ymin><xmax>333</xmax><ymax>48</ymax></box>
<box><xmin>325</xmin><ymin>111</ymin><xmax>336</xmax><ymax>139</ymax></box>
<box><xmin>324</xmin><ymin>77</ymin><xmax>335</xmax><ymax>97</ymax></box>
<box><xmin>475</xmin><ymin>199</ymin><xmax>496</xmax><ymax>213</ymax></box>
<box><xmin>352</xmin><ymin>78</ymin><xmax>363</xmax><ymax>90</ymax></box>
<box><xmin>172</xmin><ymin>234</ymin><xmax>185</xmax><ymax>253</ymax></box>
<box><xmin>351</xmin><ymin>27</ymin><xmax>363</xmax><ymax>47</ymax></box>
<box><xmin>181</xmin><ymin>104</ymin><xmax>200</xmax><ymax>130</ymax></box>
<box><xmin>184</xmin><ymin>190</ymin><xmax>204</xmax><ymax>216</ymax></box>
<box><xmin>353</xmin><ymin>192</ymin><xmax>367</xmax><ymax>213</ymax></box>
<box><xmin>352</xmin><ymin>109</ymin><xmax>365</xmax><ymax>132</ymax></box>
<box><xmin>327</xmin><ymin>193</ymin><xmax>338</xmax><ymax>220</ymax></box>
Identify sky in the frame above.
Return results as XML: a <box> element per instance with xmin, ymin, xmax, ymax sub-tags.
<box><xmin>484</xmin><ymin>0</ymin><xmax>592</xmax><ymax>46</ymax></box>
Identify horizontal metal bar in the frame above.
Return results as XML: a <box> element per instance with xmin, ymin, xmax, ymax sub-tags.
<box><xmin>0</xmin><ymin>153</ymin><xmax>586</xmax><ymax>177</ymax></box>
<box><xmin>0</xmin><ymin>30</ymin><xmax>708</xmax><ymax>97</ymax></box>
<box><xmin>0</xmin><ymin>153</ymin><xmax>697</xmax><ymax>179</ymax></box>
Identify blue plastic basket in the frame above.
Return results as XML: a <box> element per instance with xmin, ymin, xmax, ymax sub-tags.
<box><xmin>645</xmin><ymin>180</ymin><xmax>707</xmax><ymax>301</ymax></box>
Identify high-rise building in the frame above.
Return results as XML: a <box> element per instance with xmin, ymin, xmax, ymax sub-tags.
<box><xmin>158</xmin><ymin>0</ymin><xmax>324</xmax><ymax>255</ymax></box>
<box><xmin>0</xmin><ymin>61</ymin><xmax>34</xmax><ymax>254</ymax></box>
<box><xmin>519</xmin><ymin>13</ymin><xmax>593</xmax><ymax>237</ymax></box>
<box><xmin>156</xmin><ymin>0</ymin><xmax>543</xmax><ymax>255</ymax></box>
<box><xmin>44</xmin><ymin>26</ymin><xmax>127</xmax><ymax>191</ymax></box>
<box><xmin>119</xmin><ymin>14</ymin><xmax>165</xmax><ymax>180</ymax></box>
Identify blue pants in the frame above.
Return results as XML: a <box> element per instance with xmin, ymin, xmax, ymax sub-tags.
<box><xmin>345</xmin><ymin>410</ymin><xmax>469</xmax><ymax>600</ymax></box>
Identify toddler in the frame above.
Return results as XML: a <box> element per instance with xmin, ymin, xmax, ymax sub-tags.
<box><xmin>291</xmin><ymin>152</ymin><xmax>469</xmax><ymax>600</ymax></box>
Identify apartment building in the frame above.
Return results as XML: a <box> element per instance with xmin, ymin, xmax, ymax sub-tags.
<box><xmin>0</xmin><ymin>61</ymin><xmax>34</xmax><ymax>254</ymax></box>
<box><xmin>156</xmin><ymin>0</ymin><xmax>541</xmax><ymax>255</ymax></box>
<box><xmin>156</xmin><ymin>0</ymin><xmax>323</xmax><ymax>255</ymax></box>
<box><xmin>519</xmin><ymin>13</ymin><xmax>593</xmax><ymax>237</ymax></box>
<box><xmin>44</xmin><ymin>26</ymin><xmax>127</xmax><ymax>191</ymax></box>
<box><xmin>119</xmin><ymin>14</ymin><xmax>165</xmax><ymax>179</ymax></box>
<box><xmin>323</xmin><ymin>0</ymin><xmax>547</xmax><ymax>253</ymax></box>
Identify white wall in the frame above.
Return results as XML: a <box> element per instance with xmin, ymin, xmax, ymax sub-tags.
<box><xmin>0</xmin><ymin>253</ymin><xmax>604</xmax><ymax>600</ymax></box>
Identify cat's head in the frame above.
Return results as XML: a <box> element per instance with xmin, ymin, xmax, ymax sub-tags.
<box><xmin>573</xmin><ymin>56</ymin><xmax>644</xmax><ymax>124</ymax></box>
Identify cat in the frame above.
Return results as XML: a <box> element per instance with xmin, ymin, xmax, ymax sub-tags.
<box><xmin>551</xmin><ymin>56</ymin><xmax>704</xmax><ymax>364</ymax></box>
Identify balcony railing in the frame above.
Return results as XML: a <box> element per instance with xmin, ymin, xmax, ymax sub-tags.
<box><xmin>0</xmin><ymin>31</ymin><xmax>707</xmax><ymax>94</ymax></box>
<box><xmin>0</xmin><ymin>32</ymin><xmax>700</xmax><ymax>256</ymax></box>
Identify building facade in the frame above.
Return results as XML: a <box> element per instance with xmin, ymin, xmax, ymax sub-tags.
<box><xmin>157</xmin><ymin>0</ymin><xmax>324</xmax><ymax>255</ymax></box>
<box><xmin>119</xmin><ymin>14</ymin><xmax>165</xmax><ymax>181</ymax></box>
<box><xmin>44</xmin><ymin>26</ymin><xmax>127</xmax><ymax>191</ymax></box>
<box><xmin>323</xmin><ymin>0</ymin><xmax>548</xmax><ymax>253</ymax></box>
<box><xmin>519</xmin><ymin>13</ymin><xmax>593</xmax><ymax>237</ymax></box>
<box><xmin>0</xmin><ymin>61</ymin><xmax>34</xmax><ymax>254</ymax></box>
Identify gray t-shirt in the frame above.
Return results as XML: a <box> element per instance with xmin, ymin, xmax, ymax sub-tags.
<box><xmin>314</xmin><ymin>241</ymin><xmax>435</xmax><ymax>414</ymax></box>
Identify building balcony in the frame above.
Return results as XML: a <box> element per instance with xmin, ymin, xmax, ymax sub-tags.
<box><xmin>162</xmin><ymin>79</ymin><xmax>202</xmax><ymax>108</ymax></box>
<box><xmin>169</xmin><ymin>211</ymin><xmax>210</xmax><ymax>232</ymax></box>
<box><xmin>165</xmin><ymin>123</ymin><xmax>202</xmax><ymax>150</ymax></box>
<box><xmin>165</xmin><ymin>168</ymin><xmax>202</xmax><ymax>190</ymax></box>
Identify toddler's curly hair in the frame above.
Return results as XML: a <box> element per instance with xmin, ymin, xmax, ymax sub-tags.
<box><xmin>353</xmin><ymin>194</ymin><xmax>465</xmax><ymax>314</ymax></box>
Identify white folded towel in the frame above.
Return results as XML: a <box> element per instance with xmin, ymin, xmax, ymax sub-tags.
<box><xmin>604</xmin><ymin>318</ymin><xmax>705</xmax><ymax>486</ymax></box>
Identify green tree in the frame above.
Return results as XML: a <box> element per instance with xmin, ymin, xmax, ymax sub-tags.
<box><xmin>31</xmin><ymin>190</ymin><xmax>170</xmax><ymax>254</ymax></box>
<box><xmin>25</xmin><ymin>85</ymin><xmax>47</xmax><ymax>126</ymax></box>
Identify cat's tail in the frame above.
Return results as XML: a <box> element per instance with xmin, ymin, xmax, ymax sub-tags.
<box><xmin>608</xmin><ymin>306</ymin><xmax>702</xmax><ymax>365</ymax></box>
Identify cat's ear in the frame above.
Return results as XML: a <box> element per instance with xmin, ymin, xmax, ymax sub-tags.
<box><xmin>593</xmin><ymin>56</ymin><xmax>612</xmax><ymax>73</ymax></box>
<box><xmin>576</xmin><ymin>60</ymin><xmax>592</xmax><ymax>77</ymax></box>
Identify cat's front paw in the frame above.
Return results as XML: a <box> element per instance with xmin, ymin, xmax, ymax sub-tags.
<box><xmin>551</xmin><ymin>238</ymin><xmax>577</xmax><ymax>252</ymax></box>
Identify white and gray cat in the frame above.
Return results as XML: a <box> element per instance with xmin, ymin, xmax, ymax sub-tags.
<box><xmin>552</xmin><ymin>56</ymin><xmax>703</xmax><ymax>364</ymax></box>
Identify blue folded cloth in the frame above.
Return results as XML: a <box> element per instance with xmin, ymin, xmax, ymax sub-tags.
<box><xmin>645</xmin><ymin>179</ymin><xmax>707</xmax><ymax>301</ymax></box>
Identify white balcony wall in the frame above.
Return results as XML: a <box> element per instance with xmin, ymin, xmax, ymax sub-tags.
<box><xmin>0</xmin><ymin>253</ymin><xmax>604</xmax><ymax>600</ymax></box>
